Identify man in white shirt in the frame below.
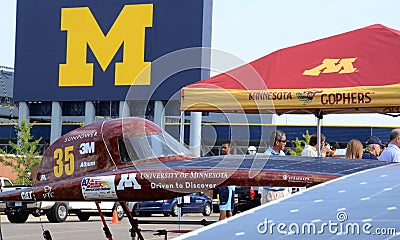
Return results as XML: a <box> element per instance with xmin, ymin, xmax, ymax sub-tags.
<box><xmin>380</xmin><ymin>129</ymin><xmax>400</xmax><ymax>162</ymax></box>
<box><xmin>302</xmin><ymin>133</ymin><xmax>331</xmax><ymax>157</ymax></box>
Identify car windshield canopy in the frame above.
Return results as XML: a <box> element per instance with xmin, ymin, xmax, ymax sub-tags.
<box><xmin>118</xmin><ymin>132</ymin><xmax>192</xmax><ymax>162</ymax></box>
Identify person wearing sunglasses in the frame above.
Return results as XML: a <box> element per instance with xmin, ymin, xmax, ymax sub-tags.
<box><xmin>260</xmin><ymin>130</ymin><xmax>290</xmax><ymax>205</ymax></box>
<box><xmin>264</xmin><ymin>130</ymin><xmax>287</xmax><ymax>156</ymax></box>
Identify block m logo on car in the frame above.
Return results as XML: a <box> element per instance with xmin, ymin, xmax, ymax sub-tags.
<box><xmin>59</xmin><ymin>4</ymin><xmax>153</xmax><ymax>87</ymax></box>
<box><xmin>303</xmin><ymin>58</ymin><xmax>357</xmax><ymax>76</ymax></box>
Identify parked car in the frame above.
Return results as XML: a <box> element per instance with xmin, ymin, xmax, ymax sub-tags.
<box><xmin>131</xmin><ymin>192</ymin><xmax>212</xmax><ymax>217</ymax></box>
<box><xmin>234</xmin><ymin>186</ymin><xmax>261</xmax><ymax>213</ymax></box>
<box><xmin>0</xmin><ymin>177</ymin><xmax>129</xmax><ymax>223</ymax></box>
<box><xmin>0</xmin><ymin>177</ymin><xmax>13</xmax><ymax>212</ymax></box>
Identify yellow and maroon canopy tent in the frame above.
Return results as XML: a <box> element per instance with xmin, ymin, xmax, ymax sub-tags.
<box><xmin>181</xmin><ymin>24</ymin><xmax>400</xmax><ymax>117</ymax></box>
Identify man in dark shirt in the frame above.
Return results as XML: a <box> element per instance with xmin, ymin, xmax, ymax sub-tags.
<box><xmin>218</xmin><ymin>142</ymin><xmax>235</xmax><ymax>220</ymax></box>
<box><xmin>362</xmin><ymin>136</ymin><xmax>385</xmax><ymax>160</ymax></box>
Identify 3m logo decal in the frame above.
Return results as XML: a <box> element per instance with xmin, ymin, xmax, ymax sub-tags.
<box><xmin>59</xmin><ymin>4</ymin><xmax>153</xmax><ymax>87</ymax></box>
<box><xmin>79</xmin><ymin>142</ymin><xmax>95</xmax><ymax>154</ymax></box>
<box><xmin>303</xmin><ymin>58</ymin><xmax>357</xmax><ymax>76</ymax></box>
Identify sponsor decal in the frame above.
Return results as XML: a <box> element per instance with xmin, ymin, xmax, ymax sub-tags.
<box><xmin>21</xmin><ymin>191</ymin><xmax>34</xmax><ymax>200</ymax></box>
<box><xmin>303</xmin><ymin>58</ymin><xmax>358</xmax><ymax>76</ymax></box>
<box><xmin>81</xmin><ymin>176</ymin><xmax>117</xmax><ymax>200</ymax></box>
<box><xmin>43</xmin><ymin>186</ymin><xmax>55</xmax><ymax>199</ymax></box>
<box><xmin>296</xmin><ymin>90</ymin><xmax>323</xmax><ymax>105</ymax></box>
<box><xmin>283</xmin><ymin>175</ymin><xmax>311</xmax><ymax>183</ymax></box>
<box><xmin>321</xmin><ymin>92</ymin><xmax>372</xmax><ymax>105</ymax></box>
<box><xmin>40</xmin><ymin>174</ymin><xmax>47</xmax><ymax>181</ymax></box>
<box><xmin>79</xmin><ymin>142</ymin><xmax>95</xmax><ymax>154</ymax></box>
<box><xmin>63</xmin><ymin>131</ymin><xmax>98</xmax><ymax>143</ymax></box>
<box><xmin>116</xmin><ymin>173</ymin><xmax>142</xmax><ymax>190</ymax></box>
<box><xmin>80</xmin><ymin>161</ymin><xmax>96</xmax><ymax>168</ymax></box>
<box><xmin>383</xmin><ymin>107</ymin><xmax>400</xmax><ymax>113</ymax></box>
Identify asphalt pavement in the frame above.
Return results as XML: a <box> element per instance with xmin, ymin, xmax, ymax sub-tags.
<box><xmin>0</xmin><ymin>213</ymin><xmax>219</xmax><ymax>240</ymax></box>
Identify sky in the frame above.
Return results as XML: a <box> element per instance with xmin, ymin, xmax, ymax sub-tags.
<box><xmin>1</xmin><ymin>0</ymin><xmax>400</xmax><ymax>126</ymax></box>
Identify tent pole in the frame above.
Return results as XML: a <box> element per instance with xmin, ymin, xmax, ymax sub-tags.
<box><xmin>180</xmin><ymin>111</ymin><xmax>185</xmax><ymax>145</ymax></box>
<box><xmin>316</xmin><ymin>110</ymin><xmax>323</xmax><ymax>157</ymax></box>
<box><xmin>189</xmin><ymin>112</ymin><xmax>202</xmax><ymax>157</ymax></box>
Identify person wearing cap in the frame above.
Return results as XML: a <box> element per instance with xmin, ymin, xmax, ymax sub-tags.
<box><xmin>362</xmin><ymin>136</ymin><xmax>385</xmax><ymax>160</ymax></box>
<box><xmin>247</xmin><ymin>146</ymin><xmax>257</xmax><ymax>155</ymax></box>
<box><xmin>380</xmin><ymin>129</ymin><xmax>400</xmax><ymax>162</ymax></box>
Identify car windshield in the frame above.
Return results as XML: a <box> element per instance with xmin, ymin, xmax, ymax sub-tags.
<box><xmin>118</xmin><ymin>132</ymin><xmax>192</xmax><ymax>162</ymax></box>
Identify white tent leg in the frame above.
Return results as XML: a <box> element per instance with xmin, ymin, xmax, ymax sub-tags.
<box><xmin>317</xmin><ymin>117</ymin><xmax>321</xmax><ymax>157</ymax></box>
<box><xmin>180</xmin><ymin>111</ymin><xmax>185</xmax><ymax>145</ymax></box>
<box><xmin>190</xmin><ymin>112</ymin><xmax>202</xmax><ymax>157</ymax></box>
<box><xmin>316</xmin><ymin>110</ymin><xmax>323</xmax><ymax>157</ymax></box>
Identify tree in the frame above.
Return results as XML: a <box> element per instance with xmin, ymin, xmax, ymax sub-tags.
<box><xmin>288</xmin><ymin>130</ymin><xmax>311</xmax><ymax>156</ymax></box>
<box><xmin>0</xmin><ymin>119</ymin><xmax>42</xmax><ymax>184</ymax></box>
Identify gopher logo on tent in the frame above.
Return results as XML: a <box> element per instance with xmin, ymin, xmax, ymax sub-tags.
<box><xmin>296</xmin><ymin>90</ymin><xmax>323</xmax><ymax>105</ymax></box>
<box><xmin>303</xmin><ymin>58</ymin><xmax>357</xmax><ymax>76</ymax></box>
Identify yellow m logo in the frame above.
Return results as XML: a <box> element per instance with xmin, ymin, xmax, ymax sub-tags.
<box><xmin>303</xmin><ymin>58</ymin><xmax>357</xmax><ymax>76</ymax></box>
<box><xmin>59</xmin><ymin>4</ymin><xmax>153</xmax><ymax>86</ymax></box>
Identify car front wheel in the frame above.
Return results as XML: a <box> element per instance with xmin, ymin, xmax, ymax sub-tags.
<box><xmin>202</xmin><ymin>203</ymin><xmax>212</xmax><ymax>216</ymax></box>
<box><xmin>171</xmin><ymin>203</ymin><xmax>179</xmax><ymax>217</ymax></box>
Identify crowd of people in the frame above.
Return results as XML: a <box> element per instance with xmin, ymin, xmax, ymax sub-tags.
<box><xmin>216</xmin><ymin>128</ymin><xmax>400</xmax><ymax>220</ymax></box>
<box><xmin>231</xmin><ymin>129</ymin><xmax>399</xmax><ymax>161</ymax></box>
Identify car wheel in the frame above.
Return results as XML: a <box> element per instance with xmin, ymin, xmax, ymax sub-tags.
<box><xmin>6</xmin><ymin>211</ymin><xmax>29</xmax><ymax>223</ymax></box>
<box><xmin>131</xmin><ymin>203</ymin><xmax>140</xmax><ymax>217</ymax></box>
<box><xmin>113</xmin><ymin>203</ymin><xmax>124</xmax><ymax>221</ymax></box>
<box><xmin>77</xmin><ymin>212</ymin><xmax>90</xmax><ymax>221</ymax></box>
<box><xmin>46</xmin><ymin>202</ymin><xmax>68</xmax><ymax>223</ymax></box>
<box><xmin>202</xmin><ymin>203</ymin><xmax>212</xmax><ymax>216</ymax></box>
<box><xmin>171</xmin><ymin>203</ymin><xmax>179</xmax><ymax>217</ymax></box>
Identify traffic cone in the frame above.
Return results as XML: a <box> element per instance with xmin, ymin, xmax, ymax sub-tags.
<box><xmin>111</xmin><ymin>209</ymin><xmax>120</xmax><ymax>224</ymax></box>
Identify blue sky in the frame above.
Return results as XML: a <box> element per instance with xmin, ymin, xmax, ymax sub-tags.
<box><xmin>1</xmin><ymin>0</ymin><xmax>400</xmax><ymax>126</ymax></box>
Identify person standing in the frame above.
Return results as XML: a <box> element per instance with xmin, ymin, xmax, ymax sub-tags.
<box><xmin>345</xmin><ymin>139</ymin><xmax>363</xmax><ymax>159</ymax></box>
<box><xmin>362</xmin><ymin>136</ymin><xmax>385</xmax><ymax>160</ymax></box>
<box><xmin>260</xmin><ymin>130</ymin><xmax>290</xmax><ymax>204</ymax></box>
<box><xmin>264</xmin><ymin>130</ymin><xmax>286</xmax><ymax>156</ymax></box>
<box><xmin>301</xmin><ymin>133</ymin><xmax>331</xmax><ymax>157</ymax></box>
<box><xmin>218</xmin><ymin>185</ymin><xmax>235</xmax><ymax>220</ymax></box>
<box><xmin>220</xmin><ymin>142</ymin><xmax>231</xmax><ymax>155</ymax></box>
<box><xmin>380</xmin><ymin>129</ymin><xmax>400</xmax><ymax>162</ymax></box>
<box><xmin>218</xmin><ymin>141</ymin><xmax>235</xmax><ymax>220</ymax></box>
